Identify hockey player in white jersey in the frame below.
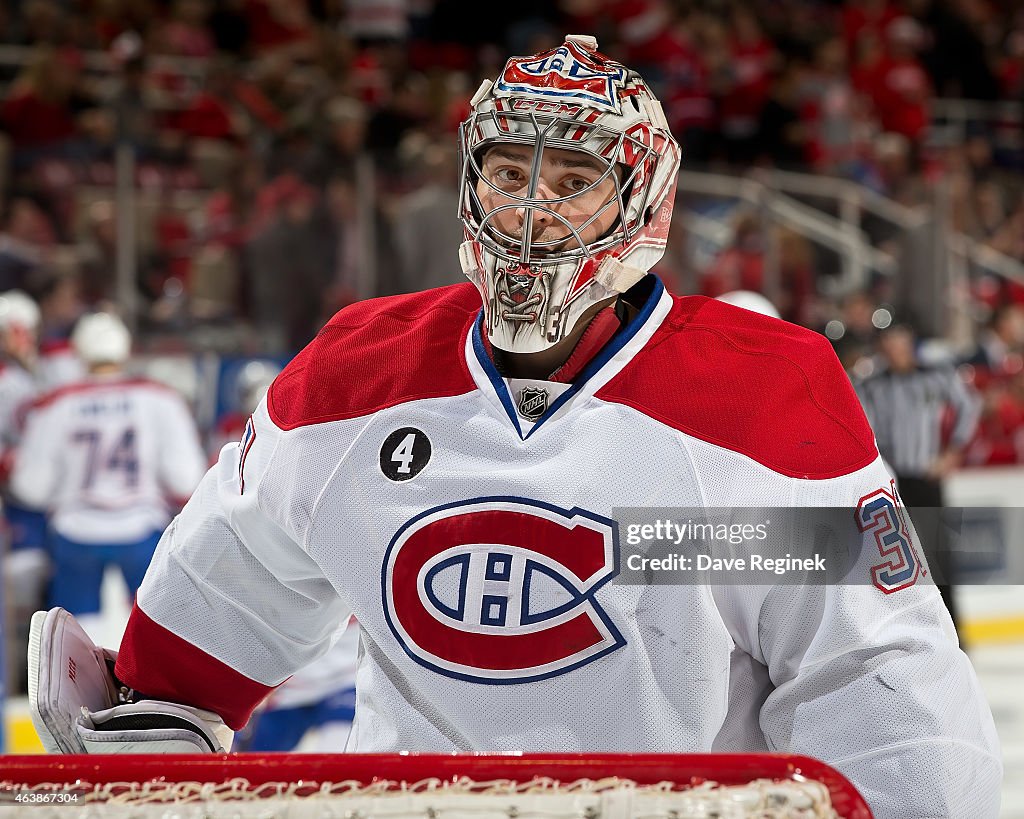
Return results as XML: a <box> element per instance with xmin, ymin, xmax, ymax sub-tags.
<box><xmin>13</xmin><ymin>312</ymin><xmax>206</xmax><ymax>641</ymax></box>
<box><xmin>37</xmin><ymin>336</ymin><xmax>87</xmax><ymax>391</ymax></box>
<box><xmin>0</xmin><ymin>290</ymin><xmax>48</xmax><ymax>689</ymax></box>
<box><xmin>28</xmin><ymin>36</ymin><xmax>1000</xmax><ymax>818</ymax></box>
<box><xmin>0</xmin><ymin>290</ymin><xmax>41</xmax><ymax>454</ymax></box>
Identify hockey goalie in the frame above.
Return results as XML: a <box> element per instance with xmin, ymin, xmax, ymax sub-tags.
<box><xmin>28</xmin><ymin>33</ymin><xmax>1001</xmax><ymax>819</ymax></box>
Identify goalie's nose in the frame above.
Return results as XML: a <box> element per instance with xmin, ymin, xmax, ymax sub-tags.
<box><xmin>516</xmin><ymin>180</ymin><xmax>560</xmax><ymax>239</ymax></box>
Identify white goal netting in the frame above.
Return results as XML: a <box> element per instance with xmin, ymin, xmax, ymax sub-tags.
<box><xmin>0</xmin><ymin>752</ymin><xmax>873</xmax><ymax>819</ymax></box>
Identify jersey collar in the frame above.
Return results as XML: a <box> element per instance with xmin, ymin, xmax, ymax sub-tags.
<box><xmin>465</xmin><ymin>275</ymin><xmax>671</xmax><ymax>440</ymax></box>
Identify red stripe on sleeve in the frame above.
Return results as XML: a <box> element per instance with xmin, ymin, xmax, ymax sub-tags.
<box><xmin>115</xmin><ymin>604</ymin><xmax>275</xmax><ymax>730</ymax></box>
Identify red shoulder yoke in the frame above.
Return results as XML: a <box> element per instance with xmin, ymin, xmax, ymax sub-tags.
<box><xmin>268</xmin><ymin>284</ymin><xmax>481</xmax><ymax>430</ymax></box>
<box><xmin>596</xmin><ymin>296</ymin><xmax>877</xmax><ymax>479</ymax></box>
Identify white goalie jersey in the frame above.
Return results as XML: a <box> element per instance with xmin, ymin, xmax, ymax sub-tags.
<box><xmin>11</xmin><ymin>375</ymin><xmax>206</xmax><ymax>543</ymax></box>
<box><xmin>115</xmin><ymin>280</ymin><xmax>1001</xmax><ymax>818</ymax></box>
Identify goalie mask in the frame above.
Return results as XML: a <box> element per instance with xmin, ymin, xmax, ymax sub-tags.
<box><xmin>458</xmin><ymin>34</ymin><xmax>681</xmax><ymax>353</ymax></box>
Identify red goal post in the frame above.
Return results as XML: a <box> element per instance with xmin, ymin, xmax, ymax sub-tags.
<box><xmin>0</xmin><ymin>752</ymin><xmax>873</xmax><ymax>818</ymax></box>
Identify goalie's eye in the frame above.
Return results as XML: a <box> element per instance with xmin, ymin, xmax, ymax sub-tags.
<box><xmin>479</xmin><ymin>146</ymin><xmax>533</xmax><ymax>192</ymax></box>
<box><xmin>492</xmin><ymin>166</ymin><xmax>528</xmax><ymax>191</ymax></box>
<box><xmin>565</xmin><ymin>175</ymin><xmax>595</xmax><ymax>194</ymax></box>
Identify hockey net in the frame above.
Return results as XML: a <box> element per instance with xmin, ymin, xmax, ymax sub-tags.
<box><xmin>0</xmin><ymin>753</ymin><xmax>873</xmax><ymax>818</ymax></box>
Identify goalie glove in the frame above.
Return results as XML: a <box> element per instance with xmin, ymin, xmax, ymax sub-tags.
<box><xmin>28</xmin><ymin>607</ymin><xmax>233</xmax><ymax>754</ymax></box>
<box><xmin>74</xmin><ymin>700</ymin><xmax>231</xmax><ymax>754</ymax></box>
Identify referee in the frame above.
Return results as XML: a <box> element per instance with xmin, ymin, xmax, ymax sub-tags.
<box><xmin>854</xmin><ymin>322</ymin><xmax>982</xmax><ymax>639</ymax></box>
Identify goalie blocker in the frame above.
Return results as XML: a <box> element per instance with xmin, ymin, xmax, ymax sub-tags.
<box><xmin>27</xmin><ymin>607</ymin><xmax>234</xmax><ymax>754</ymax></box>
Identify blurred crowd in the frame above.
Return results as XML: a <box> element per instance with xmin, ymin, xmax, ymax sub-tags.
<box><xmin>0</xmin><ymin>0</ymin><xmax>1021</xmax><ymax>463</ymax></box>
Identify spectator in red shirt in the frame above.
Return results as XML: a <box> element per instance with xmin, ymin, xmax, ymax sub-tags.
<box><xmin>654</xmin><ymin>19</ymin><xmax>714</xmax><ymax>165</ymax></box>
<box><xmin>1000</xmin><ymin>29</ymin><xmax>1024</xmax><ymax>99</ymax></box>
<box><xmin>841</xmin><ymin>0</ymin><xmax>901</xmax><ymax>60</ymax></box>
<box><xmin>0</xmin><ymin>47</ymin><xmax>81</xmax><ymax>151</ymax></box>
<box><xmin>700</xmin><ymin>212</ymin><xmax>765</xmax><ymax>298</ymax></box>
<box><xmin>962</xmin><ymin>370</ymin><xmax>1024</xmax><ymax>466</ymax></box>
<box><xmin>718</xmin><ymin>4</ymin><xmax>778</xmax><ymax>164</ymax></box>
<box><xmin>803</xmin><ymin>36</ymin><xmax>860</xmax><ymax>173</ymax></box>
<box><xmin>608</xmin><ymin>0</ymin><xmax>675</xmax><ymax>68</ymax></box>
<box><xmin>244</xmin><ymin>0</ymin><xmax>315</xmax><ymax>58</ymax></box>
<box><xmin>158</xmin><ymin>0</ymin><xmax>217</xmax><ymax>59</ymax></box>
<box><xmin>849</xmin><ymin>27</ymin><xmax>887</xmax><ymax>98</ymax></box>
<box><xmin>701</xmin><ymin>212</ymin><xmax>814</xmax><ymax>326</ymax></box>
<box><xmin>170</xmin><ymin>59</ymin><xmax>245</xmax><ymax>144</ymax></box>
<box><xmin>872</xmin><ymin>16</ymin><xmax>933</xmax><ymax>146</ymax></box>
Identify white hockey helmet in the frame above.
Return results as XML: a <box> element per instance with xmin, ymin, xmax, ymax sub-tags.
<box><xmin>0</xmin><ymin>290</ymin><xmax>41</xmax><ymax>332</ymax></box>
<box><xmin>71</xmin><ymin>312</ymin><xmax>132</xmax><ymax>365</ymax></box>
<box><xmin>717</xmin><ymin>290</ymin><xmax>781</xmax><ymax>319</ymax></box>
<box><xmin>234</xmin><ymin>359</ymin><xmax>282</xmax><ymax>414</ymax></box>
<box><xmin>458</xmin><ymin>34</ymin><xmax>681</xmax><ymax>353</ymax></box>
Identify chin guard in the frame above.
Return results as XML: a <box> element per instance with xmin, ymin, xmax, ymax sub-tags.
<box><xmin>460</xmin><ymin>242</ymin><xmax>648</xmax><ymax>354</ymax></box>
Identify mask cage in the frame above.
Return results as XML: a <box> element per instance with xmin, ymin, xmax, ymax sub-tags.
<box><xmin>458</xmin><ymin>107</ymin><xmax>659</xmax><ymax>268</ymax></box>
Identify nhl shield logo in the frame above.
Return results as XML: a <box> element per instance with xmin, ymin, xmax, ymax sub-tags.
<box><xmin>517</xmin><ymin>386</ymin><xmax>548</xmax><ymax>421</ymax></box>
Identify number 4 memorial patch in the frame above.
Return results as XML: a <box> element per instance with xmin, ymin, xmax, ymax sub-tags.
<box><xmin>380</xmin><ymin>427</ymin><xmax>432</xmax><ymax>482</ymax></box>
<box><xmin>238</xmin><ymin>416</ymin><xmax>256</xmax><ymax>494</ymax></box>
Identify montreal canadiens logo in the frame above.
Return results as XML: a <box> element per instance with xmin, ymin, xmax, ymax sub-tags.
<box><xmin>496</xmin><ymin>42</ymin><xmax>627</xmax><ymax>113</ymax></box>
<box><xmin>382</xmin><ymin>497</ymin><xmax>625</xmax><ymax>684</ymax></box>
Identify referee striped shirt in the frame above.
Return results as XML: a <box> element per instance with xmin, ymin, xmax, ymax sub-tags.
<box><xmin>854</xmin><ymin>365</ymin><xmax>981</xmax><ymax>478</ymax></box>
